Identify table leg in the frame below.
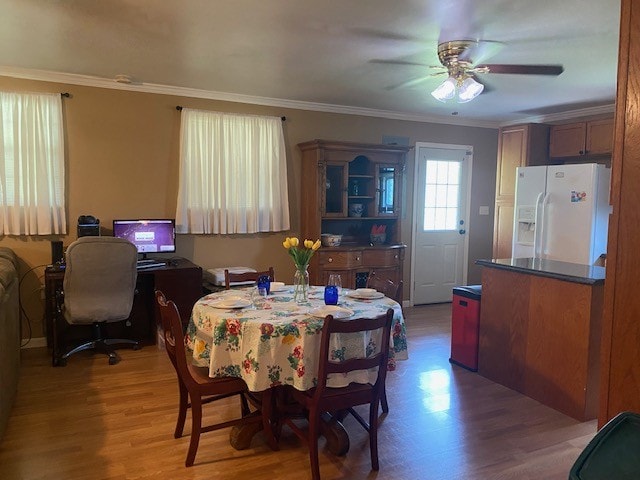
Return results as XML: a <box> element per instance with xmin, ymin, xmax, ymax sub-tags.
<box><xmin>229</xmin><ymin>411</ymin><xmax>264</xmax><ymax>450</ymax></box>
<box><xmin>229</xmin><ymin>389</ymin><xmax>280</xmax><ymax>451</ymax></box>
<box><xmin>228</xmin><ymin>389</ymin><xmax>351</xmax><ymax>455</ymax></box>
<box><xmin>320</xmin><ymin>412</ymin><xmax>350</xmax><ymax>456</ymax></box>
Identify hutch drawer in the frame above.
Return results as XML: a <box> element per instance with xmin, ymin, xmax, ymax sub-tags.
<box><xmin>318</xmin><ymin>250</ymin><xmax>362</xmax><ymax>268</ymax></box>
<box><xmin>362</xmin><ymin>248</ymin><xmax>403</xmax><ymax>267</ymax></box>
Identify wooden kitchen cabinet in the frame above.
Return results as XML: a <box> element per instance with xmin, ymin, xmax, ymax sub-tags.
<box><xmin>298</xmin><ymin>140</ymin><xmax>411</xmax><ymax>290</ymax></box>
<box><xmin>492</xmin><ymin>124</ymin><xmax>549</xmax><ymax>258</ymax></box>
<box><xmin>477</xmin><ymin>260</ymin><xmax>604</xmax><ymax>421</ymax></box>
<box><xmin>317</xmin><ymin>245</ymin><xmax>405</xmax><ymax>290</ymax></box>
<box><xmin>549</xmin><ymin>118</ymin><xmax>614</xmax><ymax>158</ymax></box>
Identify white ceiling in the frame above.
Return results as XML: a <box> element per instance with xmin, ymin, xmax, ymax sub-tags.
<box><xmin>0</xmin><ymin>0</ymin><xmax>621</xmax><ymax>126</ymax></box>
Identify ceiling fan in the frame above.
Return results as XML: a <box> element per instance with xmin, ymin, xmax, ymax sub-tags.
<box><xmin>377</xmin><ymin>39</ymin><xmax>564</xmax><ymax>103</ymax></box>
<box><xmin>428</xmin><ymin>39</ymin><xmax>564</xmax><ymax>102</ymax></box>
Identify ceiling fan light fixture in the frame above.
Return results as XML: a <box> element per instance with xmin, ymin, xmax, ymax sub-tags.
<box><xmin>431</xmin><ymin>76</ymin><xmax>457</xmax><ymax>102</ymax></box>
<box><xmin>457</xmin><ymin>76</ymin><xmax>484</xmax><ymax>103</ymax></box>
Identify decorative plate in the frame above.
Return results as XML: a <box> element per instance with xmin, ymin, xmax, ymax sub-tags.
<box><xmin>309</xmin><ymin>305</ymin><xmax>355</xmax><ymax>319</ymax></box>
<box><xmin>346</xmin><ymin>290</ymin><xmax>385</xmax><ymax>300</ymax></box>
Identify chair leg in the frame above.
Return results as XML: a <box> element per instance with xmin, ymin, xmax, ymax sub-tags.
<box><xmin>240</xmin><ymin>392</ymin><xmax>250</xmax><ymax>417</ymax></box>
<box><xmin>261</xmin><ymin>389</ymin><xmax>279</xmax><ymax>450</ymax></box>
<box><xmin>60</xmin><ymin>323</ymin><xmax>139</xmax><ymax>365</ymax></box>
<box><xmin>369</xmin><ymin>399</ymin><xmax>380</xmax><ymax>471</ymax></box>
<box><xmin>175</xmin><ymin>381</ymin><xmax>188</xmax><ymax>438</ymax></box>
<box><xmin>92</xmin><ymin>339</ymin><xmax>120</xmax><ymax>365</ymax></box>
<box><xmin>380</xmin><ymin>385</ymin><xmax>389</xmax><ymax>414</ymax></box>
<box><xmin>185</xmin><ymin>395</ymin><xmax>202</xmax><ymax>467</ymax></box>
<box><xmin>308</xmin><ymin>406</ymin><xmax>322</xmax><ymax>480</ymax></box>
<box><xmin>61</xmin><ymin>340</ymin><xmax>98</xmax><ymax>360</ymax></box>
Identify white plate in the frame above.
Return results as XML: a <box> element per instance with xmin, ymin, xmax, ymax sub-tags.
<box><xmin>346</xmin><ymin>290</ymin><xmax>385</xmax><ymax>300</ymax></box>
<box><xmin>270</xmin><ymin>282</ymin><xmax>288</xmax><ymax>292</ymax></box>
<box><xmin>309</xmin><ymin>305</ymin><xmax>354</xmax><ymax>319</ymax></box>
<box><xmin>211</xmin><ymin>297</ymin><xmax>252</xmax><ymax>309</ymax></box>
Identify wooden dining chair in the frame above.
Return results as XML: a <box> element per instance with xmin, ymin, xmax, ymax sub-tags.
<box><xmin>366</xmin><ymin>271</ymin><xmax>403</xmax><ymax>413</ymax></box>
<box><xmin>155</xmin><ymin>290</ymin><xmax>260</xmax><ymax>467</ymax></box>
<box><xmin>224</xmin><ymin>266</ymin><xmax>275</xmax><ymax>289</ymax></box>
<box><xmin>279</xmin><ymin>308</ymin><xmax>394</xmax><ymax>480</ymax></box>
<box><xmin>366</xmin><ymin>271</ymin><xmax>403</xmax><ymax>304</ymax></box>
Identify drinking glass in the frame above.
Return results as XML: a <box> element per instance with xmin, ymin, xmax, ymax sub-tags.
<box><xmin>324</xmin><ymin>285</ymin><xmax>339</xmax><ymax>305</ymax></box>
<box><xmin>328</xmin><ymin>274</ymin><xmax>342</xmax><ymax>295</ymax></box>
<box><xmin>257</xmin><ymin>275</ymin><xmax>271</xmax><ymax>295</ymax></box>
<box><xmin>252</xmin><ymin>286</ymin><xmax>268</xmax><ymax>308</ymax></box>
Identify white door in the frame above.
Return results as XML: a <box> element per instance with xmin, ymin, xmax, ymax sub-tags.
<box><xmin>412</xmin><ymin>145</ymin><xmax>470</xmax><ymax>305</ymax></box>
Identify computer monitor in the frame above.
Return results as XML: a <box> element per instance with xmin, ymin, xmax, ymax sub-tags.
<box><xmin>112</xmin><ymin>219</ymin><xmax>176</xmax><ymax>259</ymax></box>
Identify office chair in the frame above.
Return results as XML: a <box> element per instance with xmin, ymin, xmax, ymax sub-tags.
<box><xmin>155</xmin><ymin>290</ymin><xmax>261</xmax><ymax>466</ymax></box>
<box><xmin>279</xmin><ymin>309</ymin><xmax>394</xmax><ymax>480</ymax></box>
<box><xmin>224</xmin><ymin>266</ymin><xmax>275</xmax><ymax>289</ymax></box>
<box><xmin>53</xmin><ymin>236</ymin><xmax>139</xmax><ymax>366</ymax></box>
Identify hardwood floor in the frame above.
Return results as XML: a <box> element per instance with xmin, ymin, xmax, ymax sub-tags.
<box><xmin>0</xmin><ymin>304</ymin><xmax>596</xmax><ymax>479</ymax></box>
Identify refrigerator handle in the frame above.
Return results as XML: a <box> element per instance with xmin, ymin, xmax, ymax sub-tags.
<box><xmin>539</xmin><ymin>193</ymin><xmax>551</xmax><ymax>257</ymax></box>
<box><xmin>533</xmin><ymin>192</ymin><xmax>544</xmax><ymax>257</ymax></box>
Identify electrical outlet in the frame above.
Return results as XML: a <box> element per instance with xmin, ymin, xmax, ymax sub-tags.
<box><xmin>479</xmin><ymin>206</ymin><xmax>490</xmax><ymax>215</ymax></box>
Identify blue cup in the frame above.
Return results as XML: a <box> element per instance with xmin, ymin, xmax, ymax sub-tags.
<box><xmin>324</xmin><ymin>285</ymin><xmax>338</xmax><ymax>305</ymax></box>
<box><xmin>257</xmin><ymin>275</ymin><xmax>271</xmax><ymax>295</ymax></box>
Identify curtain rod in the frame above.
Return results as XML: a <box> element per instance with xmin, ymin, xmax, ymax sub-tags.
<box><xmin>61</xmin><ymin>92</ymin><xmax>70</xmax><ymax>97</ymax></box>
<box><xmin>175</xmin><ymin>105</ymin><xmax>285</xmax><ymax>121</ymax></box>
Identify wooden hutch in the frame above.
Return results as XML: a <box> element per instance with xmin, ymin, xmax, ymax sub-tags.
<box><xmin>298</xmin><ymin>139</ymin><xmax>412</xmax><ymax>291</ymax></box>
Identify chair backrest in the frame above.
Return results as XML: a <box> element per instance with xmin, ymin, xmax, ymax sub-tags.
<box><xmin>224</xmin><ymin>267</ymin><xmax>275</xmax><ymax>289</ymax></box>
<box><xmin>366</xmin><ymin>271</ymin><xmax>403</xmax><ymax>304</ymax></box>
<box><xmin>63</xmin><ymin>236</ymin><xmax>138</xmax><ymax>324</ymax></box>
<box><xmin>155</xmin><ymin>290</ymin><xmax>192</xmax><ymax>384</ymax></box>
<box><xmin>314</xmin><ymin>309</ymin><xmax>394</xmax><ymax>397</ymax></box>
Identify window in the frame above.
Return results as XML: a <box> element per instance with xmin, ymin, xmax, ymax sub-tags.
<box><xmin>0</xmin><ymin>91</ymin><xmax>66</xmax><ymax>235</ymax></box>
<box><xmin>176</xmin><ymin>109</ymin><xmax>290</xmax><ymax>234</ymax></box>
<box><xmin>423</xmin><ymin>160</ymin><xmax>461</xmax><ymax>231</ymax></box>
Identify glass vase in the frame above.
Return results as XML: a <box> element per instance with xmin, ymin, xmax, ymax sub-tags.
<box><xmin>293</xmin><ymin>265</ymin><xmax>310</xmax><ymax>303</ymax></box>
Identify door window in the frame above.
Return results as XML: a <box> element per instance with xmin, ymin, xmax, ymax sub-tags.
<box><xmin>423</xmin><ymin>160</ymin><xmax>461</xmax><ymax>231</ymax></box>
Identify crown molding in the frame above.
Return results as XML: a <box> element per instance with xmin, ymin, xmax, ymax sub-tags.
<box><xmin>500</xmin><ymin>103</ymin><xmax>616</xmax><ymax>126</ymax></box>
<box><xmin>0</xmin><ymin>66</ymin><xmax>614</xmax><ymax>129</ymax></box>
<box><xmin>0</xmin><ymin>66</ymin><xmax>502</xmax><ymax>128</ymax></box>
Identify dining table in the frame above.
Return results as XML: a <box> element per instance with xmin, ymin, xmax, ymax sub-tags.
<box><xmin>185</xmin><ymin>284</ymin><xmax>408</xmax><ymax>452</ymax></box>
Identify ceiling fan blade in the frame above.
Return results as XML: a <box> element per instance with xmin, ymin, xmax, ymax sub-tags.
<box><xmin>478</xmin><ymin>64</ymin><xmax>564</xmax><ymax>75</ymax></box>
<box><xmin>369</xmin><ymin>59</ymin><xmax>429</xmax><ymax>67</ymax></box>
<box><xmin>386</xmin><ymin>76</ymin><xmax>433</xmax><ymax>90</ymax></box>
<box><xmin>349</xmin><ymin>27</ymin><xmax>423</xmax><ymax>43</ymax></box>
<box><xmin>458</xmin><ymin>40</ymin><xmax>505</xmax><ymax>66</ymax></box>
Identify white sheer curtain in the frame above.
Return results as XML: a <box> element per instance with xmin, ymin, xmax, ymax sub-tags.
<box><xmin>0</xmin><ymin>91</ymin><xmax>66</xmax><ymax>235</ymax></box>
<box><xmin>176</xmin><ymin>109</ymin><xmax>290</xmax><ymax>234</ymax></box>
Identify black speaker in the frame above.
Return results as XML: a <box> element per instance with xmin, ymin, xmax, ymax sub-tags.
<box><xmin>77</xmin><ymin>214</ymin><xmax>100</xmax><ymax>237</ymax></box>
<box><xmin>51</xmin><ymin>240</ymin><xmax>64</xmax><ymax>265</ymax></box>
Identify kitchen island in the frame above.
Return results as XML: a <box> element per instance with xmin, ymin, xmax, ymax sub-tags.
<box><xmin>476</xmin><ymin>258</ymin><xmax>605</xmax><ymax>421</ymax></box>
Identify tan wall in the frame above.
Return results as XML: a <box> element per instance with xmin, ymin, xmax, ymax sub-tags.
<box><xmin>0</xmin><ymin>76</ymin><xmax>498</xmax><ymax>341</ymax></box>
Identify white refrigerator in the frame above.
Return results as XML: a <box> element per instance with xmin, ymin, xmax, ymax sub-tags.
<box><xmin>512</xmin><ymin>163</ymin><xmax>611</xmax><ymax>265</ymax></box>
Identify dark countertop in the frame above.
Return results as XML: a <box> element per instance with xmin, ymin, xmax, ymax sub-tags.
<box><xmin>476</xmin><ymin>257</ymin><xmax>606</xmax><ymax>285</ymax></box>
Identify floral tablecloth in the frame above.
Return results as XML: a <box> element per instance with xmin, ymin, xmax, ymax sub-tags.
<box><xmin>186</xmin><ymin>286</ymin><xmax>408</xmax><ymax>392</ymax></box>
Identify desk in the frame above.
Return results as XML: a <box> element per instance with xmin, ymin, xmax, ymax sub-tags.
<box><xmin>186</xmin><ymin>286</ymin><xmax>408</xmax><ymax>391</ymax></box>
<box><xmin>45</xmin><ymin>258</ymin><xmax>203</xmax><ymax>351</ymax></box>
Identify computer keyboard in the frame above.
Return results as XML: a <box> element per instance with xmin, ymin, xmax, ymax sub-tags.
<box><xmin>137</xmin><ymin>259</ymin><xmax>156</xmax><ymax>265</ymax></box>
<box><xmin>136</xmin><ymin>261</ymin><xmax>166</xmax><ymax>270</ymax></box>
